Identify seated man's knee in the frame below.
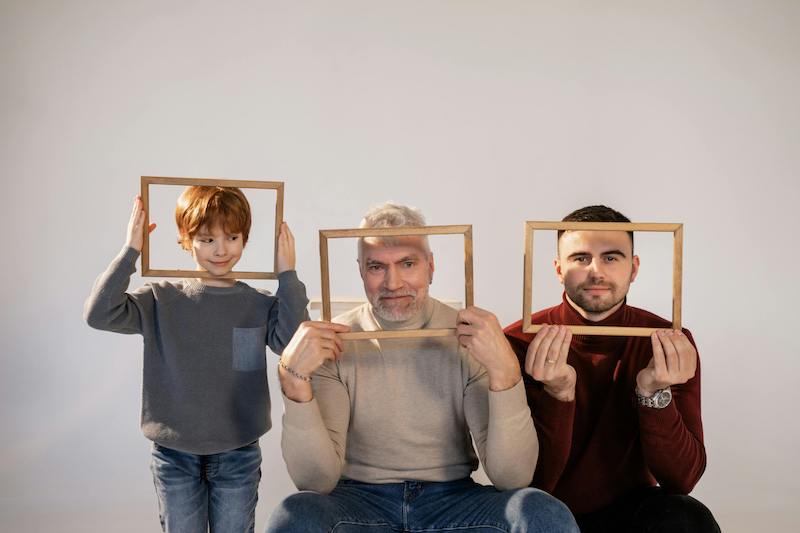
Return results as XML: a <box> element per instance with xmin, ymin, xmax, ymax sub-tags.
<box><xmin>638</xmin><ymin>494</ymin><xmax>721</xmax><ymax>533</ymax></box>
<box><xmin>266</xmin><ymin>491</ymin><xmax>333</xmax><ymax>533</ymax></box>
<box><xmin>513</xmin><ymin>488</ymin><xmax>579</xmax><ymax>532</ymax></box>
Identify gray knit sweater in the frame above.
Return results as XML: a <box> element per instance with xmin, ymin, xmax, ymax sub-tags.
<box><xmin>85</xmin><ymin>246</ymin><xmax>309</xmax><ymax>454</ymax></box>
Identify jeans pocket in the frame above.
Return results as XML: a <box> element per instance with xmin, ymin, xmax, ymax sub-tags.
<box><xmin>232</xmin><ymin>326</ymin><xmax>267</xmax><ymax>371</ymax></box>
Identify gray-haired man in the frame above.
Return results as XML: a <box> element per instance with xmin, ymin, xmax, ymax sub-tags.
<box><xmin>266</xmin><ymin>203</ymin><xmax>578</xmax><ymax>533</ymax></box>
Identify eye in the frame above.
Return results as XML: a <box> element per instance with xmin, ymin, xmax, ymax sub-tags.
<box><xmin>604</xmin><ymin>255</ymin><xmax>619</xmax><ymax>262</ymax></box>
<box><xmin>402</xmin><ymin>261</ymin><xmax>416</xmax><ymax>268</ymax></box>
<box><xmin>367</xmin><ymin>264</ymin><xmax>385</xmax><ymax>272</ymax></box>
<box><xmin>228</xmin><ymin>235</ymin><xmax>239</xmax><ymax>241</ymax></box>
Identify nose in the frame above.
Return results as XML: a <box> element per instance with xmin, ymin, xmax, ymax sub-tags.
<box><xmin>383</xmin><ymin>265</ymin><xmax>404</xmax><ymax>291</ymax></box>
<box><xmin>213</xmin><ymin>240</ymin><xmax>228</xmax><ymax>257</ymax></box>
<box><xmin>587</xmin><ymin>258</ymin><xmax>606</xmax><ymax>279</ymax></box>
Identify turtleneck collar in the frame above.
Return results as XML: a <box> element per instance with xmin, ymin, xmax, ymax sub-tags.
<box><xmin>558</xmin><ymin>292</ymin><xmax>630</xmax><ymax>349</ymax></box>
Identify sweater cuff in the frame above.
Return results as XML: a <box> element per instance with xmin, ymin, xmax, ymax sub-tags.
<box><xmin>277</xmin><ymin>269</ymin><xmax>300</xmax><ymax>285</ymax></box>
<box><xmin>636</xmin><ymin>401</ymin><xmax>681</xmax><ymax>435</ymax></box>
<box><xmin>120</xmin><ymin>246</ymin><xmax>141</xmax><ymax>263</ymax></box>
<box><xmin>282</xmin><ymin>394</ymin><xmax>323</xmax><ymax>430</ymax></box>
<box><xmin>488</xmin><ymin>379</ymin><xmax>529</xmax><ymax>418</ymax></box>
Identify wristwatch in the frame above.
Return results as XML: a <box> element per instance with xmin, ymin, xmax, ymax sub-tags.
<box><xmin>635</xmin><ymin>386</ymin><xmax>672</xmax><ymax>409</ymax></box>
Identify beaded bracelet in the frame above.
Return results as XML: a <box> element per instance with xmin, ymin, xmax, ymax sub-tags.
<box><xmin>279</xmin><ymin>359</ymin><xmax>312</xmax><ymax>382</ymax></box>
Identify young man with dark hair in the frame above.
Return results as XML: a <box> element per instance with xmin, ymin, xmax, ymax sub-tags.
<box><xmin>504</xmin><ymin>205</ymin><xmax>720</xmax><ymax>532</ymax></box>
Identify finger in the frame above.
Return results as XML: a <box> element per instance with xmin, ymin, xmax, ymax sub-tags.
<box><xmin>456</xmin><ymin>323</ymin><xmax>475</xmax><ymax>337</ymax></box>
<box><xmin>533</xmin><ymin>325</ymin><xmax>559</xmax><ymax>378</ymax></box>
<box><xmin>309</xmin><ymin>321</ymin><xmax>352</xmax><ymax>333</ymax></box>
<box><xmin>651</xmin><ymin>331</ymin><xmax>668</xmax><ymax>378</ymax></box>
<box><xmin>283</xmin><ymin>222</ymin><xmax>294</xmax><ymax>241</ymax></box>
<box><xmin>148</xmin><ymin>223</ymin><xmax>157</xmax><ymax>234</ymax></box>
<box><xmin>557</xmin><ymin>326</ymin><xmax>572</xmax><ymax>367</ymax></box>
<box><xmin>317</xmin><ymin>338</ymin><xmax>342</xmax><ymax>359</ymax></box>
<box><xmin>543</xmin><ymin>326</ymin><xmax>567</xmax><ymax>377</ymax></box>
<box><xmin>660</xmin><ymin>331</ymin><xmax>680</xmax><ymax>375</ymax></box>
<box><xmin>525</xmin><ymin>324</ymin><xmax>548</xmax><ymax>375</ymax></box>
<box><xmin>672</xmin><ymin>330</ymin><xmax>697</xmax><ymax>378</ymax></box>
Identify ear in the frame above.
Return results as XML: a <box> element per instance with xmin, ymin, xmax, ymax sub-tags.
<box><xmin>428</xmin><ymin>252</ymin><xmax>435</xmax><ymax>284</ymax></box>
<box><xmin>630</xmin><ymin>255</ymin><xmax>640</xmax><ymax>283</ymax></box>
<box><xmin>554</xmin><ymin>257</ymin><xmax>565</xmax><ymax>285</ymax></box>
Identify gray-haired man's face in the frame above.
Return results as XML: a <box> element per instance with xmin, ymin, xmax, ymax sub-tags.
<box><xmin>358</xmin><ymin>237</ymin><xmax>434</xmax><ymax>322</ymax></box>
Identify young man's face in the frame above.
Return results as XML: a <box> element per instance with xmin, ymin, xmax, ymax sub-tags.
<box><xmin>359</xmin><ymin>237</ymin><xmax>434</xmax><ymax>322</ymax></box>
<box><xmin>190</xmin><ymin>224</ymin><xmax>245</xmax><ymax>286</ymax></box>
<box><xmin>556</xmin><ymin>230</ymin><xmax>639</xmax><ymax>321</ymax></box>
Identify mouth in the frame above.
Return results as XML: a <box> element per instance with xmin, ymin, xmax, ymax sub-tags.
<box><xmin>582</xmin><ymin>286</ymin><xmax>611</xmax><ymax>294</ymax></box>
<box><xmin>208</xmin><ymin>260</ymin><xmax>230</xmax><ymax>266</ymax></box>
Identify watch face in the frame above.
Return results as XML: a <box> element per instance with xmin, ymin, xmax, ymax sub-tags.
<box><xmin>655</xmin><ymin>388</ymin><xmax>673</xmax><ymax>408</ymax></box>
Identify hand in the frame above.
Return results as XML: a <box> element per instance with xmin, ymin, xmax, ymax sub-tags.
<box><xmin>456</xmin><ymin>306</ymin><xmax>521</xmax><ymax>391</ymax></box>
<box><xmin>636</xmin><ymin>330</ymin><xmax>698</xmax><ymax>397</ymax></box>
<box><xmin>278</xmin><ymin>321</ymin><xmax>351</xmax><ymax>402</ymax></box>
<box><xmin>524</xmin><ymin>324</ymin><xmax>576</xmax><ymax>402</ymax></box>
<box><xmin>125</xmin><ymin>195</ymin><xmax>157</xmax><ymax>252</ymax></box>
<box><xmin>276</xmin><ymin>222</ymin><xmax>296</xmax><ymax>273</ymax></box>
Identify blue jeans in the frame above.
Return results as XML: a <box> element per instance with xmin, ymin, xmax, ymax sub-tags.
<box><xmin>266</xmin><ymin>477</ymin><xmax>578</xmax><ymax>532</ymax></box>
<box><xmin>151</xmin><ymin>441</ymin><xmax>261</xmax><ymax>533</ymax></box>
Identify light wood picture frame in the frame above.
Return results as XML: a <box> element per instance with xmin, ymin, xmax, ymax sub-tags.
<box><xmin>523</xmin><ymin>221</ymin><xmax>683</xmax><ymax>337</ymax></box>
<box><xmin>320</xmin><ymin>225</ymin><xmax>474</xmax><ymax>340</ymax></box>
<box><xmin>140</xmin><ymin>176</ymin><xmax>284</xmax><ymax>279</ymax></box>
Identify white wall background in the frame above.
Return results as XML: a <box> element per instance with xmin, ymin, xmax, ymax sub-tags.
<box><xmin>1</xmin><ymin>1</ymin><xmax>798</xmax><ymax>531</ymax></box>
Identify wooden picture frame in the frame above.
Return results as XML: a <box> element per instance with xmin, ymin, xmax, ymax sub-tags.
<box><xmin>140</xmin><ymin>176</ymin><xmax>284</xmax><ymax>279</ymax></box>
<box><xmin>319</xmin><ymin>225</ymin><xmax>474</xmax><ymax>340</ymax></box>
<box><xmin>523</xmin><ymin>221</ymin><xmax>683</xmax><ymax>336</ymax></box>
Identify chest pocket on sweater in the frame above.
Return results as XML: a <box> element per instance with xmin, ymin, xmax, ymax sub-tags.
<box><xmin>232</xmin><ymin>326</ymin><xmax>267</xmax><ymax>371</ymax></box>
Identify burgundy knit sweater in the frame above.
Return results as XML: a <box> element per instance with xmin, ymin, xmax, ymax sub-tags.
<box><xmin>504</xmin><ymin>295</ymin><xmax>706</xmax><ymax>515</ymax></box>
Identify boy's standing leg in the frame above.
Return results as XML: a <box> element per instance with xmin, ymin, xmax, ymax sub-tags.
<box><xmin>150</xmin><ymin>444</ymin><xmax>209</xmax><ymax>533</ymax></box>
<box><xmin>151</xmin><ymin>441</ymin><xmax>261</xmax><ymax>533</ymax></box>
<box><xmin>207</xmin><ymin>441</ymin><xmax>262</xmax><ymax>533</ymax></box>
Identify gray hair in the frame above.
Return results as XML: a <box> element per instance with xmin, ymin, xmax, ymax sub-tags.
<box><xmin>360</xmin><ymin>202</ymin><xmax>426</xmax><ymax>229</ymax></box>
<box><xmin>358</xmin><ymin>202</ymin><xmax>430</xmax><ymax>255</ymax></box>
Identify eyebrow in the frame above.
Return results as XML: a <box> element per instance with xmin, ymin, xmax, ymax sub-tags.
<box><xmin>567</xmin><ymin>249</ymin><xmax>627</xmax><ymax>260</ymax></box>
<box><xmin>364</xmin><ymin>255</ymin><xmax>421</xmax><ymax>266</ymax></box>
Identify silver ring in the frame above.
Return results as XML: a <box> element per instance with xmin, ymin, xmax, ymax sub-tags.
<box><xmin>545</xmin><ymin>359</ymin><xmax>557</xmax><ymax>364</ymax></box>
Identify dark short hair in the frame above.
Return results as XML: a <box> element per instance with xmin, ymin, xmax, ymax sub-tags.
<box><xmin>558</xmin><ymin>205</ymin><xmax>633</xmax><ymax>250</ymax></box>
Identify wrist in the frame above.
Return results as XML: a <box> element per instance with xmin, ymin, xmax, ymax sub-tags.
<box><xmin>485</xmin><ymin>362</ymin><xmax>522</xmax><ymax>392</ymax></box>
<box><xmin>278</xmin><ymin>364</ymin><xmax>313</xmax><ymax>402</ymax></box>
<box><xmin>542</xmin><ymin>373</ymin><xmax>576</xmax><ymax>402</ymax></box>
<box><xmin>543</xmin><ymin>382</ymin><xmax>575</xmax><ymax>402</ymax></box>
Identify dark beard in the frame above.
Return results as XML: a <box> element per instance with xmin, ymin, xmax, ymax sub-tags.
<box><xmin>565</xmin><ymin>282</ymin><xmax>625</xmax><ymax>314</ymax></box>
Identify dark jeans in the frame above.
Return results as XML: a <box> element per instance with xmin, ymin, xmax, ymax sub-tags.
<box><xmin>575</xmin><ymin>486</ymin><xmax>720</xmax><ymax>533</ymax></box>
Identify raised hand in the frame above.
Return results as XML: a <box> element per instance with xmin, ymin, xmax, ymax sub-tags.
<box><xmin>456</xmin><ymin>306</ymin><xmax>522</xmax><ymax>391</ymax></box>
<box><xmin>636</xmin><ymin>330</ymin><xmax>698</xmax><ymax>396</ymax></box>
<box><xmin>524</xmin><ymin>325</ymin><xmax>576</xmax><ymax>402</ymax></box>
<box><xmin>278</xmin><ymin>321</ymin><xmax>351</xmax><ymax>402</ymax></box>
<box><xmin>276</xmin><ymin>222</ymin><xmax>296</xmax><ymax>273</ymax></box>
<box><xmin>125</xmin><ymin>195</ymin><xmax>156</xmax><ymax>252</ymax></box>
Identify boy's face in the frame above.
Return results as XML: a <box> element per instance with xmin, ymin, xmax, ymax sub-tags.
<box><xmin>190</xmin><ymin>224</ymin><xmax>244</xmax><ymax>286</ymax></box>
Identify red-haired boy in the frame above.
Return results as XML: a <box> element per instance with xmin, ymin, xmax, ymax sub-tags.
<box><xmin>85</xmin><ymin>187</ymin><xmax>309</xmax><ymax>532</ymax></box>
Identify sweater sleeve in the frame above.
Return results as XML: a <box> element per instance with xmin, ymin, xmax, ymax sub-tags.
<box><xmin>280</xmin><ymin>359</ymin><xmax>349</xmax><ymax>493</ymax></box>
<box><xmin>507</xmin><ymin>334</ymin><xmax>576</xmax><ymax>492</ymax></box>
<box><xmin>266</xmin><ymin>270</ymin><xmax>310</xmax><ymax>355</ymax></box>
<box><xmin>83</xmin><ymin>247</ymin><xmax>154</xmax><ymax>335</ymax></box>
<box><xmin>464</xmin><ymin>359</ymin><xmax>538</xmax><ymax>490</ymax></box>
<box><xmin>636</xmin><ymin>330</ymin><xmax>706</xmax><ymax>494</ymax></box>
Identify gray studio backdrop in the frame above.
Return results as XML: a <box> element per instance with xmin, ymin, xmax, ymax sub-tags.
<box><xmin>2</xmin><ymin>1</ymin><xmax>798</xmax><ymax>532</ymax></box>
